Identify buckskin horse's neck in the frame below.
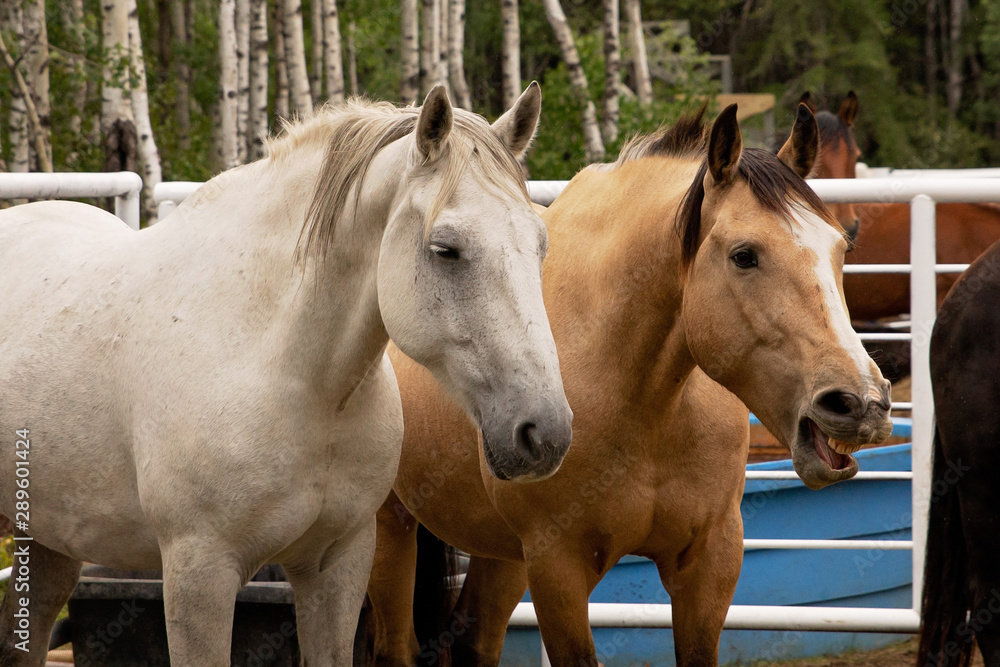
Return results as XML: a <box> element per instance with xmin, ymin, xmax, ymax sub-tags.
<box><xmin>544</xmin><ymin>158</ymin><xmax>702</xmax><ymax>425</ymax></box>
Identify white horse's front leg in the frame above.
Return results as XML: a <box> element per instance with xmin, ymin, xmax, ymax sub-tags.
<box><xmin>284</xmin><ymin>520</ymin><xmax>377</xmax><ymax>666</ymax></box>
<box><xmin>161</xmin><ymin>537</ymin><xmax>244</xmax><ymax>666</ymax></box>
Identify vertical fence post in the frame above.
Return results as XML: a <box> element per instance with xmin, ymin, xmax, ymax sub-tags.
<box><xmin>115</xmin><ymin>190</ymin><xmax>142</xmax><ymax>230</ymax></box>
<box><xmin>909</xmin><ymin>194</ymin><xmax>936</xmax><ymax>615</ymax></box>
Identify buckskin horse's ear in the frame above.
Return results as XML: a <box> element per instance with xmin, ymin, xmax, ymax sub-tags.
<box><xmin>798</xmin><ymin>91</ymin><xmax>817</xmax><ymax>114</ymax></box>
<box><xmin>416</xmin><ymin>84</ymin><xmax>454</xmax><ymax>160</ymax></box>
<box><xmin>492</xmin><ymin>81</ymin><xmax>542</xmax><ymax>158</ymax></box>
<box><xmin>707</xmin><ymin>104</ymin><xmax>742</xmax><ymax>186</ymax></box>
<box><xmin>778</xmin><ymin>103</ymin><xmax>819</xmax><ymax>178</ymax></box>
<box><xmin>838</xmin><ymin>91</ymin><xmax>859</xmax><ymax>127</ymax></box>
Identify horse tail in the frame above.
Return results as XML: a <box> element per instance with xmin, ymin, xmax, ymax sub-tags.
<box><xmin>413</xmin><ymin>524</ymin><xmax>459</xmax><ymax>666</ymax></box>
<box><xmin>918</xmin><ymin>423</ymin><xmax>973</xmax><ymax>667</ymax></box>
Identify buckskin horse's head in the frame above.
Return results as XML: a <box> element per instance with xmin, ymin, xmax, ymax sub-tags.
<box><xmin>679</xmin><ymin>103</ymin><xmax>892</xmax><ymax>488</ymax></box>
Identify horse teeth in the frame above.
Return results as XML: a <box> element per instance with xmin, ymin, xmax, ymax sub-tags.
<box><xmin>829</xmin><ymin>439</ymin><xmax>862</xmax><ymax>455</ymax></box>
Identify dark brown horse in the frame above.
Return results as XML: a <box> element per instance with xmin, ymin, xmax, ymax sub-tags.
<box><xmin>919</xmin><ymin>239</ymin><xmax>1000</xmax><ymax>667</ymax></box>
<box><xmin>808</xmin><ymin>91</ymin><xmax>1000</xmax><ymax>322</ymax></box>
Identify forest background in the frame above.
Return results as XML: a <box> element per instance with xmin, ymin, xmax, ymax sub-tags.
<box><xmin>1</xmin><ymin>0</ymin><xmax>998</xmax><ymax>224</ymax></box>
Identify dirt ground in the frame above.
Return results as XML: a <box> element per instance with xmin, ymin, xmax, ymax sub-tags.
<box><xmin>750</xmin><ymin>637</ymin><xmax>985</xmax><ymax>666</ymax></box>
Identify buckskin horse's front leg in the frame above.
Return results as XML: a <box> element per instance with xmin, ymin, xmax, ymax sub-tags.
<box><xmin>524</xmin><ymin>544</ymin><xmax>603</xmax><ymax>667</ymax></box>
<box><xmin>283</xmin><ymin>520</ymin><xmax>376</xmax><ymax>666</ymax></box>
<box><xmin>655</xmin><ymin>508</ymin><xmax>744</xmax><ymax>667</ymax></box>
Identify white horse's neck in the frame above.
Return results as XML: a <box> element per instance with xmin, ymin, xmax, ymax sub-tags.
<box><xmin>167</xmin><ymin>136</ymin><xmax>410</xmax><ymax>406</ymax></box>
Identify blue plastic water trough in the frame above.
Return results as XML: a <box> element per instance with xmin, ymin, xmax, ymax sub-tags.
<box><xmin>500</xmin><ymin>421</ymin><xmax>914</xmax><ymax>666</ymax></box>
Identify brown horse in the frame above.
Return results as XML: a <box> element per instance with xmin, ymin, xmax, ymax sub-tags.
<box><xmin>365</xmin><ymin>103</ymin><xmax>892</xmax><ymax>667</ymax></box>
<box><xmin>808</xmin><ymin>91</ymin><xmax>1000</xmax><ymax>322</ymax></box>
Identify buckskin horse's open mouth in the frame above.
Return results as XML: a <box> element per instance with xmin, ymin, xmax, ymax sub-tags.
<box><xmin>792</xmin><ymin>418</ymin><xmax>862</xmax><ymax>488</ymax></box>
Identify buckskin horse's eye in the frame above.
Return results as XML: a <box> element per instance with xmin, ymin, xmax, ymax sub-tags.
<box><xmin>430</xmin><ymin>243</ymin><xmax>460</xmax><ymax>260</ymax></box>
<box><xmin>731</xmin><ymin>248</ymin><xmax>758</xmax><ymax>269</ymax></box>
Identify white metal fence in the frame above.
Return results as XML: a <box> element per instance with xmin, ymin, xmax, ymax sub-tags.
<box><xmin>151</xmin><ymin>175</ymin><xmax>1000</xmax><ymax>640</ymax></box>
<box><xmin>13</xmin><ymin>174</ymin><xmax>1000</xmax><ymax>647</ymax></box>
<box><xmin>0</xmin><ymin>172</ymin><xmax>143</xmax><ymax>230</ymax></box>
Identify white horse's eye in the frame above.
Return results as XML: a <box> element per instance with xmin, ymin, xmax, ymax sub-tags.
<box><xmin>430</xmin><ymin>243</ymin><xmax>460</xmax><ymax>260</ymax></box>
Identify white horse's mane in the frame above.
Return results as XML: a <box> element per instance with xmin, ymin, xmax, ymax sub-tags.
<box><xmin>263</xmin><ymin>98</ymin><xmax>529</xmax><ymax>261</ymax></box>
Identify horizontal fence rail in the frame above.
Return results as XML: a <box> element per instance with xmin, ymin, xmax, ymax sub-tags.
<box><xmin>510</xmin><ymin>603</ymin><xmax>922</xmax><ymax>633</ymax></box>
<box><xmin>0</xmin><ymin>172</ymin><xmax>143</xmax><ymax>230</ymax></box>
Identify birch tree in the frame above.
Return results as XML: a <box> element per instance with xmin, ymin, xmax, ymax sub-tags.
<box><xmin>601</xmin><ymin>0</ymin><xmax>620</xmax><ymax>144</ymax></box>
<box><xmin>101</xmin><ymin>0</ymin><xmax>138</xmax><ymax>182</ymax></box>
<box><xmin>311</xmin><ymin>0</ymin><xmax>323</xmax><ymax>103</ymax></box>
<box><xmin>437</xmin><ymin>0</ymin><xmax>448</xmax><ymax>87</ymax></box>
<box><xmin>541</xmin><ymin>0</ymin><xmax>604</xmax><ymax>161</ymax></box>
<box><xmin>420</xmin><ymin>0</ymin><xmax>439</xmax><ymax>95</ymax></box>
<box><xmin>0</xmin><ymin>30</ymin><xmax>51</xmax><ymax>172</ymax></box>
<box><xmin>625</xmin><ymin>0</ymin><xmax>652</xmax><ymax>106</ymax></box>
<box><xmin>22</xmin><ymin>0</ymin><xmax>51</xmax><ymax>169</ymax></box>
<box><xmin>171</xmin><ymin>0</ymin><xmax>192</xmax><ymax>150</ymax></box>
<box><xmin>274</xmin><ymin>0</ymin><xmax>290</xmax><ymax>119</ymax></box>
<box><xmin>128</xmin><ymin>0</ymin><xmax>162</xmax><ymax>222</ymax></box>
<box><xmin>236</xmin><ymin>0</ymin><xmax>251</xmax><ymax>162</ymax></box>
<box><xmin>249</xmin><ymin>0</ymin><xmax>269</xmax><ymax>157</ymax></box>
<box><xmin>282</xmin><ymin>0</ymin><xmax>313</xmax><ymax>115</ymax></box>
<box><xmin>68</xmin><ymin>0</ymin><xmax>87</xmax><ymax>136</ymax></box>
<box><xmin>401</xmin><ymin>0</ymin><xmax>419</xmax><ymax>103</ymax></box>
<box><xmin>347</xmin><ymin>20</ymin><xmax>358</xmax><ymax>94</ymax></box>
<box><xmin>5</xmin><ymin>3</ymin><xmax>29</xmax><ymax>178</ymax></box>
<box><xmin>447</xmin><ymin>0</ymin><xmax>470</xmax><ymax>109</ymax></box>
<box><xmin>323</xmin><ymin>0</ymin><xmax>345</xmax><ymax>104</ymax></box>
<box><xmin>219</xmin><ymin>0</ymin><xmax>240</xmax><ymax>168</ymax></box>
<box><xmin>500</xmin><ymin>0</ymin><xmax>520</xmax><ymax>111</ymax></box>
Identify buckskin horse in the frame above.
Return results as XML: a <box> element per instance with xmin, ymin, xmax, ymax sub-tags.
<box><xmin>806</xmin><ymin>91</ymin><xmax>1000</xmax><ymax>322</ymax></box>
<box><xmin>366</xmin><ymin>103</ymin><xmax>893</xmax><ymax>666</ymax></box>
<box><xmin>0</xmin><ymin>85</ymin><xmax>573</xmax><ymax>666</ymax></box>
<box><xmin>920</xmin><ymin>239</ymin><xmax>1000</xmax><ymax>667</ymax></box>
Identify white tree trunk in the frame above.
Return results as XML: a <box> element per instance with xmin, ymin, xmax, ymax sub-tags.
<box><xmin>601</xmin><ymin>0</ymin><xmax>620</xmax><ymax>144</ymax></box>
<box><xmin>102</xmin><ymin>0</ymin><xmax>134</xmax><ymax>133</ymax></box>
<box><xmin>323</xmin><ymin>0</ymin><xmax>344</xmax><ymax>103</ymax></box>
<box><xmin>311</xmin><ymin>0</ymin><xmax>323</xmax><ymax>103</ymax></box>
<box><xmin>68</xmin><ymin>0</ymin><xmax>87</xmax><ymax>137</ymax></box>
<box><xmin>127</xmin><ymin>0</ymin><xmax>162</xmax><ymax>223</ymax></box>
<box><xmin>436</xmin><ymin>0</ymin><xmax>448</xmax><ymax>87</ymax></box>
<box><xmin>282</xmin><ymin>0</ymin><xmax>314</xmax><ymax>115</ymax></box>
<box><xmin>274</xmin><ymin>0</ymin><xmax>290</xmax><ymax>119</ymax></box>
<box><xmin>236</xmin><ymin>0</ymin><xmax>251</xmax><ymax>162</ymax></box>
<box><xmin>541</xmin><ymin>0</ymin><xmax>604</xmax><ymax>161</ymax></box>
<box><xmin>171</xmin><ymin>0</ymin><xmax>192</xmax><ymax>149</ymax></box>
<box><xmin>447</xmin><ymin>0</ymin><xmax>470</xmax><ymax>109</ymax></box>
<box><xmin>625</xmin><ymin>0</ymin><xmax>651</xmax><ymax>106</ymax></box>
<box><xmin>22</xmin><ymin>0</ymin><xmax>51</xmax><ymax>169</ymax></box>
<box><xmin>347</xmin><ymin>20</ymin><xmax>358</xmax><ymax>94</ymax></box>
<box><xmin>6</xmin><ymin>3</ymin><xmax>29</xmax><ymax>180</ymax></box>
<box><xmin>419</xmin><ymin>0</ymin><xmax>438</xmax><ymax>95</ymax></box>
<box><xmin>500</xmin><ymin>0</ymin><xmax>520</xmax><ymax>111</ymax></box>
<box><xmin>219</xmin><ymin>0</ymin><xmax>240</xmax><ymax>169</ymax></box>
<box><xmin>401</xmin><ymin>0</ymin><xmax>419</xmax><ymax>104</ymax></box>
<box><xmin>249</xmin><ymin>0</ymin><xmax>269</xmax><ymax>157</ymax></box>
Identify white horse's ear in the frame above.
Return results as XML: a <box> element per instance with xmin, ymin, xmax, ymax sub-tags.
<box><xmin>777</xmin><ymin>102</ymin><xmax>819</xmax><ymax>178</ymax></box>
<box><xmin>416</xmin><ymin>85</ymin><xmax>454</xmax><ymax>160</ymax></box>
<box><xmin>707</xmin><ymin>103</ymin><xmax>742</xmax><ymax>186</ymax></box>
<box><xmin>492</xmin><ymin>81</ymin><xmax>541</xmax><ymax>158</ymax></box>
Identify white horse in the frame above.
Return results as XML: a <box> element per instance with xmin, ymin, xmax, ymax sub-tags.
<box><xmin>0</xmin><ymin>84</ymin><xmax>572</xmax><ymax>666</ymax></box>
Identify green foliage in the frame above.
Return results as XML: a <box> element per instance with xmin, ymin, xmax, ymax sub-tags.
<box><xmin>2</xmin><ymin>0</ymin><xmax>999</xmax><ymax>183</ymax></box>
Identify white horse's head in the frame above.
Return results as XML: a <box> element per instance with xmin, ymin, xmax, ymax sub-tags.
<box><xmin>374</xmin><ymin>85</ymin><xmax>571</xmax><ymax>481</ymax></box>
